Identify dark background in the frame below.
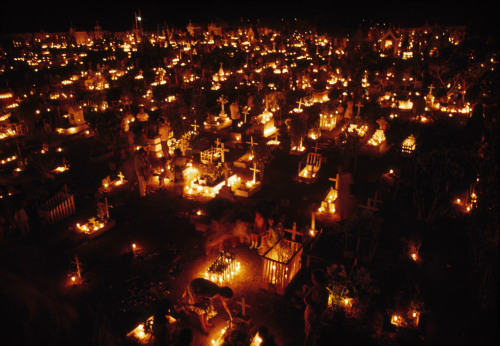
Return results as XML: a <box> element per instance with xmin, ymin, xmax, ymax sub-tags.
<box><xmin>1</xmin><ymin>0</ymin><xmax>499</xmax><ymax>34</ymax></box>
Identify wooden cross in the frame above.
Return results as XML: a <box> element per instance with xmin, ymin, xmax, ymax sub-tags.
<box><xmin>237</xmin><ymin>297</ymin><xmax>250</xmax><ymax>317</ymax></box>
<box><xmin>245</xmin><ymin>136</ymin><xmax>255</xmax><ymax>153</ymax></box>
<box><xmin>358</xmin><ymin>193</ymin><xmax>383</xmax><ymax>212</ymax></box>
<box><xmin>118</xmin><ymin>171</ymin><xmax>125</xmax><ymax>182</ymax></box>
<box><xmin>329</xmin><ymin>174</ymin><xmax>339</xmax><ymax>190</ymax></box>
<box><xmin>296</xmin><ymin>98</ymin><xmax>304</xmax><ymax>110</ymax></box>
<box><xmin>242</xmin><ymin>107</ymin><xmax>250</xmax><ymax>123</ymax></box>
<box><xmin>220</xmin><ymin>142</ymin><xmax>229</xmax><ymax>163</ymax></box>
<box><xmin>288</xmin><ymin>222</ymin><xmax>302</xmax><ymax>242</ymax></box>
<box><xmin>218</xmin><ymin>95</ymin><xmax>228</xmax><ymax>116</ymax></box>
<box><xmin>428</xmin><ymin>84</ymin><xmax>435</xmax><ymax>95</ymax></box>
<box><xmin>355</xmin><ymin>101</ymin><xmax>363</xmax><ymax>116</ymax></box>
<box><xmin>313</xmin><ymin>141</ymin><xmax>320</xmax><ymax>153</ymax></box>
<box><xmin>191</xmin><ymin>120</ymin><xmax>199</xmax><ymax>133</ymax></box>
<box><xmin>72</xmin><ymin>254</ymin><xmax>82</xmax><ymax>279</ymax></box>
<box><xmin>215</xmin><ymin>138</ymin><xmax>222</xmax><ymax>149</ymax></box>
<box><xmin>250</xmin><ymin>162</ymin><xmax>260</xmax><ymax>182</ymax></box>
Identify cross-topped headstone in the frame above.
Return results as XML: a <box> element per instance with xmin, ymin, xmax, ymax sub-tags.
<box><xmin>355</xmin><ymin>101</ymin><xmax>364</xmax><ymax>116</ymax></box>
<box><xmin>250</xmin><ymin>162</ymin><xmax>260</xmax><ymax>183</ymax></box>
<box><xmin>237</xmin><ymin>297</ymin><xmax>251</xmax><ymax>317</ymax></box>
<box><xmin>218</xmin><ymin>95</ymin><xmax>228</xmax><ymax>117</ymax></box>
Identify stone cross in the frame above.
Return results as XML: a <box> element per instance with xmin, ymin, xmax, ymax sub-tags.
<box><xmin>355</xmin><ymin>101</ymin><xmax>363</xmax><ymax>116</ymax></box>
<box><xmin>218</xmin><ymin>95</ymin><xmax>228</xmax><ymax>116</ymax></box>
<box><xmin>237</xmin><ymin>297</ymin><xmax>250</xmax><ymax>317</ymax></box>
<box><xmin>250</xmin><ymin>162</ymin><xmax>260</xmax><ymax>183</ymax></box>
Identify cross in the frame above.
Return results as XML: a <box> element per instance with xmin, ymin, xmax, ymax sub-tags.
<box><xmin>72</xmin><ymin>254</ymin><xmax>82</xmax><ymax>279</ymax></box>
<box><xmin>245</xmin><ymin>136</ymin><xmax>255</xmax><ymax>153</ymax></box>
<box><xmin>296</xmin><ymin>98</ymin><xmax>304</xmax><ymax>110</ymax></box>
<box><xmin>329</xmin><ymin>174</ymin><xmax>339</xmax><ymax>190</ymax></box>
<box><xmin>242</xmin><ymin>107</ymin><xmax>250</xmax><ymax>123</ymax></box>
<box><xmin>223</xmin><ymin>162</ymin><xmax>229</xmax><ymax>186</ymax></box>
<box><xmin>118</xmin><ymin>171</ymin><xmax>125</xmax><ymax>183</ymax></box>
<box><xmin>313</xmin><ymin>141</ymin><xmax>320</xmax><ymax>153</ymax></box>
<box><xmin>218</xmin><ymin>95</ymin><xmax>228</xmax><ymax>116</ymax></box>
<box><xmin>215</xmin><ymin>138</ymin><xmax>222</xmax><ymax>149</ymax></box>
<box><xmin>191</xmin><ymin>120</ymin><xmax>199</xmax><ymax>133</ymax></box>
<box><xmin>288</xmin><ymin>222</ymin><xmax>302</xmax><ymax>242</ymax></box>
<box><xmin>250</xmin><ymin>162</ymin><xmax>260</xmax><ymax>183</ymax></box>
<box><xmin>428</xmin><ymin>84</ymin><xmax>435</xmax><ymax>95</ymax></box>
<box><xmin>355</xmin><ymin>101</ymin><xmax>363</xmax><ymax>116</ymax></box>
<box><xmin>237</xmin><ymin>297</ymin><xmax>250</xmax><ymax>317</ymax></box>
<box><xmin>220</xmin><ymin>142</ymin><xmax>229</xmax><ymax>163</ymax></box>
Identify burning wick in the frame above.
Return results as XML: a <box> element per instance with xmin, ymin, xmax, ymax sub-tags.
<box><xmin>411</xmin><ymin>253</ymin><xmax>417</xmax><ymax>261</ymax></box>
<box><xmin>71</xmin><ymin>276</ymin><xmax>76</xmax><ymax>282</ymax></box>
<box><xmin>389</xmin><ymin>169</ymin><xmax>394</xmax><ymax>174</ymax></box>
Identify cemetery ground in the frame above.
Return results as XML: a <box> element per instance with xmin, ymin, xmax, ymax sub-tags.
<box><xmin>0</xmin><ymin>131</ymin><xmax>497</xmax><ymax>346</ymax></box>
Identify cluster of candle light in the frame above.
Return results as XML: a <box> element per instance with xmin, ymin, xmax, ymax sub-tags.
<box><xmin>205</xmin><ymin>251</ymin><xmax>241</xmax><ymax>285</ymax></box>
<box><xmin>367</xmin><ymin>129</ymin><xmax>386</xmax><ymax>146</ymax></box>
<box><xmin>401</xmin><ymin>134</ymin><xmax>416</xmax><ymax>153</ymax></box>
<box><xmin>1</xmin><ymin>155</ymin><xmax>17</xmax><ymax>165</ymax></box>
<box><xmin>391</xmin><ymin>310</ymin><xmax>420</xmax><ymax>328</ymax></box>
<box><xmin>318</xmin><ymin>188</ymin><xmax>338</xmax><ymax>215</ymax></box>
<box><xmin>346</xmin><ymin>124</ymin><xmax>368</xmax><ymax>137</ymax></box>
<box><xmin>76</xmin><ymin>218</ymin><xmax>105</xmax><ymax>234</ymax></box>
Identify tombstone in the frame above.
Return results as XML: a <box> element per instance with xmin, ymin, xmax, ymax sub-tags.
<box><xmin>230</xmin><ymin>101</ymin><xmax>240</xmax><ymax>121</ymax></box>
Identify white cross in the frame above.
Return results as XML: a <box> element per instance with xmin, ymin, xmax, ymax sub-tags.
<box><xmin>237</xmin><ymin>297</ymin><xmax>250</xmax><ymax>317</ymax></box>
<box><xmin>250</xmin><ymin>162</ymin><xmax>260</xmax><ymax>183</ymax></box>
<box><xmin>191</xmin><ymin>120</ymin><xmax>199</xmax><ymax>133</ymax></box>
<box><xmin>355</xmin><ymin>101</ymin><xmax>363</xmax><ymax>116</ymax></box>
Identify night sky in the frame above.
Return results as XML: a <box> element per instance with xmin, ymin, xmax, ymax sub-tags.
<box><xmin>1</xmin><ymin>0</ymin><xmax>499</xmax><ymax>34</ymax></box>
